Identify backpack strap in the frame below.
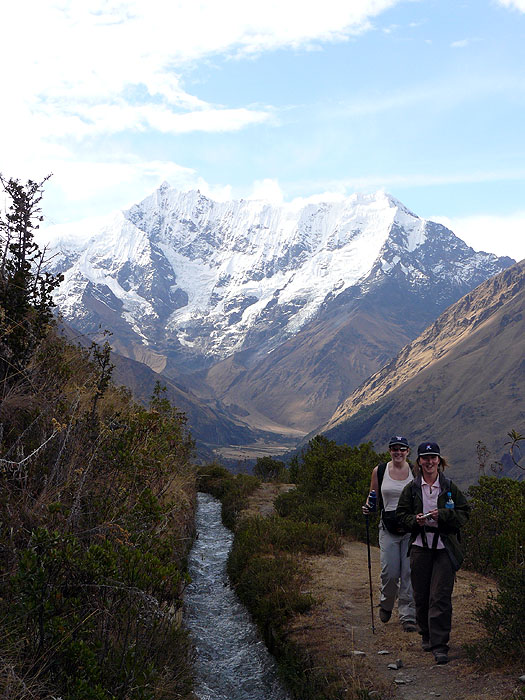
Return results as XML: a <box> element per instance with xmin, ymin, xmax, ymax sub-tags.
<box><xmin>377</xmin><ymin>462</ymin><xmax>387</xmax><ymax>513</ymax></box>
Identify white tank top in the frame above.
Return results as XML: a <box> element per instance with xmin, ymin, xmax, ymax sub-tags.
<box><xmin>381</xmin><ymin>464</ymin><xmax>413</xmax><ymax>511</ymax></box>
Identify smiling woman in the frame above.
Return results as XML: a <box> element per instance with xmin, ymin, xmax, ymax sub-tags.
<box><xmin>396</xmin><ymin>441</ymin><xmax>470</xmax><ymax>665</ymax></box>
<box><xmin>362</xmin><ymin>435</ymin><xmax>416</xmax><ymax>632</ymax></box>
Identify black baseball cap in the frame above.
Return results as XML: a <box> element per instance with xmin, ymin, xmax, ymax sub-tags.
<box><xmin>417</xmin><ymin>441</ymin><xmax>441</xmax><ymax>456</ymax></box>
<box><xmin>388</xmin><ymin>436</ymin><xmax>409</xmax><ymax>448</ymax></box>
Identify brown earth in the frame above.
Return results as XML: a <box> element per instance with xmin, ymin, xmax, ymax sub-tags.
<box><xmin>244</xmin><ymin>483</ymin><xmax>523</xmax><ymax>700</ymax></box>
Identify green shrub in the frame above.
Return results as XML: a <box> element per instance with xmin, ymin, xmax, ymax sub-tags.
<box><xmin>230</xmin><ymin>552</ymin><xmax>315</xmax><ymax>634</ymax></box>
<box><xmin>230</xmin><ymin>515</ymin><xmax>341</xmax><ymax>565</ymax></box>
<box><xmin>253</xmin><ymin>456</ymin><xmax>287</xmax><ymax>481</ymax></box>
<box><xmin>275</xmin><ymin>437</ymin><xmax>379</xmax><ymax>541</ymax></box>
<box><xmin>463</xmin><ymin>475</ymin><xmax>525</xmax><ymax>667</ymax></box>
<box><xmin>466</xmin><ymin>564</ymin><xmax>525</xmax><ymax>665</ymax></box>
<box><xmin>0</xmin><ymin>340</ymin><xmax>196</xmax><ymax>699</ymax></box>
<box><xmin>196</xmin><ymin>463</ymin><xmax>234</xmax><ymax>497</ymax></box>
<box><xmin>197</xmin><ymin>465</ymin><xmax>260</xmax><ymax>528</ymax></box>
<box><xmin>221</xmin><ymin>474</ymin><xmax>260</xmax><ymax>528</ymax></box>
<box><xmin>464</xmin><ymin>477</ymin><xmax>524</xmax><ymax>575</ymax></box>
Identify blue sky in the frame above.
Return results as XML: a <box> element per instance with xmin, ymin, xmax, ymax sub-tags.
<box><xmin>3</xmin><ymin>0</ymin><xmax>525</xmax><ymax>259</ymax></box>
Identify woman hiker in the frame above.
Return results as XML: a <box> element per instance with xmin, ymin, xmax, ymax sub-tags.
<box><xmin>362</xmin><ymin>436</ymin><xmax>416</xmax><ymax>632</ymax></box>
<box><xmin>396</xmin><ymin>441</ymin><xmax>470</xmax><ymax>665</ymax></box>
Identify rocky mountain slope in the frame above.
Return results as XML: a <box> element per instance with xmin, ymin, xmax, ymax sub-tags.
<box><xmin>41</xmin><ymin>185</ymin><xmax>515</xmax><ymax>451</ymax></box>
<box><xmin>318</xmin><ymin>260</ymin><xmax>525</xmax><ymax>486</ymax></box>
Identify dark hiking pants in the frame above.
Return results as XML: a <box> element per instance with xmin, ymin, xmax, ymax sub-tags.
<box><xmin>410</xmin><ymin>546</ymin><xmax>455</xmax><ymax>653</ymax></box>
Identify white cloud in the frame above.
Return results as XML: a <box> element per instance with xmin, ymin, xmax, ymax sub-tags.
<box><xmin>2</xmin><ymin>0</ymin><xmax>403</xmax><ymax>133</ymax></box>
<box><xmin>301</xmin><ymin>167</ymin><xmax>525</xmax><ymax>195</ymax></box>
<box><xmin>495</xmin><ymin>0</ymin><xmax>525</xmax><ymax>11</ymax></box>
<box><xmin>1</xmin><ymin>0</ymin><xmax>405</xmax><ymax>221</ymax></box>
<box><xmin>38</xmin><ymin>160</ymin><xmax>201</xmax><ymax>225</ymax></box>
<box><xmin>144</xmin><ymin>107</ymin><xmax>274</xmax><ymax>134</ymax></box>
<box><xmin>332</xmin><ymin>70</ymin><xmax>524</xmax><ymax>120</ymax></box>
<box><xmin>249</xmin><ymin>179</ymin><xmax>285</xmax><ymax>204</ymax></box>
<box><xmin>53</xmin><ymin>160</ymin><xmax>196</xmax><ymax>202</ymax></box>
<box><xmin>451</xmin><ymin>39</ymin><xmax>471</xmax><ymax>48</ymax></box>
<box><xmin>431</xmin><ymin>213</ymin><xmax>525</xmax><ymax>261</ymax></box>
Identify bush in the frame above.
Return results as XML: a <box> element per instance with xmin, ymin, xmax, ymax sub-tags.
<box><xmin>197</xmin><ymin>464</ymin><xmax>260</xmax><ymax>529</ymax></box>
<box><xmin>196</xmin><ymin>463</ymin><xmax>234</xmax><ymax>497</ymax></box>
<box><xmin>463</xmin><ymin>475</ymin><xmax>525</xmax><ymax>667</ymax></box>
<box><xmin>464</xmin><ymin>477</ymin><xmax>524</xmax><ymax>575</ymax></box>
<box><xmin>466</xmin><ymin>564</ymin><xmax>525</xmax><ymax>665</ymax></box>
<box><xmin>230</xmin><ymin>515</ymin><xmax>341</xmax><ymax>565</ymax></box>
<box><xmin>275</xmin><ymin>436</ymin><xmax>380</xmax><ymax>540</ymax></box>
<box><xmin>229</xmin><ymin>552</ymin><xmax>315</xmax><ymax>634</ymax></box>
<box><xmin>253</xmin><ymin>456</ymin><xmax>287</xmax><ymax>481</ymax></box>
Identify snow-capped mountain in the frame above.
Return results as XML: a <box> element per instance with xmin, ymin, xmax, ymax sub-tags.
<box><xmin>43</xmin><ymin>184</ymin><xmax>514</xmax><ymax>378</ymax></box>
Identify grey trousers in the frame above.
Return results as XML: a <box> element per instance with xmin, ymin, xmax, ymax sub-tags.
<box><xmin>378</xmin><ymin>526</ymin><xmax>416</xmax><ymax>623</ymax></box>
<box><xmin>410</xmin><ymin>546</ymin><xmax>455</xmax><ymax>653</ymax></box>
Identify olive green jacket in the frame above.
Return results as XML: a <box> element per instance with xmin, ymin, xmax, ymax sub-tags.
<box><xmin>396</xmin><ymin>472</ymin><xmax>470</xmax><ymax>571</ymax></box>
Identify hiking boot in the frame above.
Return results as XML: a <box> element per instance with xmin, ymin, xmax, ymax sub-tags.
<box><xmin>421</xmin><ymin>638</ymin><xmax>432</xmax><ymax>652</ymax></box>
<box><xmin>434</xmin><ymin>652</ymin><xmax>449</xmax><ymax>665</ymax></box>
<box><xmin>402</xmin><ymin>621</ymin><xmax>417</xmax><ymax>632</ymax></box>
<box><xmin>379</xmin><ymin>607</ymin><xmax>391</xmax><ymax>623</ymax></box>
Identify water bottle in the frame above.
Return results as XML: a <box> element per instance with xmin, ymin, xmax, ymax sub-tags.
<box><xmin>368</xmin><ymin>490</ymin><xmax>377</xmax><ymax>512</ymax></box>
<box><xmin>445</xmin><ymin>492</ymin><xmax>454</xmax><ymax>509</ymax></box>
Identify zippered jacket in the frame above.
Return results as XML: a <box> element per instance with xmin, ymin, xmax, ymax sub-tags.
<box><xmin>396</xmin><ymin>472</ymin><xmax>470</xmax><ymax>571</ymax></box>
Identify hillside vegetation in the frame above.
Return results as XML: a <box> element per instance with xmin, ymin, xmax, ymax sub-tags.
<box><xmin>0</xmin><ymin>176</ymin><xmax>197</xmax><ymax>699</ymax></box>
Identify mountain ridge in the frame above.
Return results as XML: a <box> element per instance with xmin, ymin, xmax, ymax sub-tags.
<box><xmin>317</xmin><ymin>259</ymin><xmax>525</xmax><ymax>486</ymax></box>
<box><xmin>44</xmin><ymin>185</ymin><xmax>513</xmax><ymax>366</ymax></box>
<box><xmin>41</xmin><ymin>184</ymin><xmax>516</xmax><ymax>456</ymax></box>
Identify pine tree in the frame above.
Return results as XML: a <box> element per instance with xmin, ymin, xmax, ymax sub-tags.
<box><xmin>0</xmin><ymin>174</ymin><xmax>63</xmax><ymax>388</ymax></box>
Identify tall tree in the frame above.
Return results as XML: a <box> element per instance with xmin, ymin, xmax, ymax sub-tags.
<box><xmin>0</xmin><ymin>174</ymin><xmax>63</xmax><ymax>388</ymax></box>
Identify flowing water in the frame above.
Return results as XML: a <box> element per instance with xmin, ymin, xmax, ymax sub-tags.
<box><xmin>184</xmin><ymin>492</ymin><xmax>291</xmax><ymax>700</ymax></box>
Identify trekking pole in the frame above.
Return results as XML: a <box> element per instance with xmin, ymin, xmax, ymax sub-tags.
<box><xmin>365</xmin><ymin>513</ymin><xmax>376</xmax><ymax>634</ymax></box>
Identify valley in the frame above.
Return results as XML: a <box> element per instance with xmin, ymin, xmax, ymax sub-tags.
<box><xmin>41</xmin><ymin>184</ymin><xmax>522</xmax><ymax>485</ymax></box>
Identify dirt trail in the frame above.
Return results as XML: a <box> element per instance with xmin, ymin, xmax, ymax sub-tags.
<box><xmin>244</xmin><ymin>483</ymin><xmax>521</xmax><ymax>700</ymax></box>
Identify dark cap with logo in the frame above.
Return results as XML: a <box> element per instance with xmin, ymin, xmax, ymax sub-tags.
<box><xmin>388</xmin><ymin>435</ymin><xmax>409</xmax><ymax>448</ymax></box>
<box><xmin>417</xmin><ymin>441</ymin><xmax>441</xmax><ymax>456</ymax></box>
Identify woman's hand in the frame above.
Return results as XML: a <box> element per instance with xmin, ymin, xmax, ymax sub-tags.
<box><xmin>416</xmin><ymin>509</ymin><xmax>438</xmax><ymax>526</ymax></box>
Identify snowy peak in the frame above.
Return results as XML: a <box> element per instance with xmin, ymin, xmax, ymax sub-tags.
<box><xmin>43</xmin><ymin>184</ymin><xmax>514</xmax><ymax>369</ymax></box>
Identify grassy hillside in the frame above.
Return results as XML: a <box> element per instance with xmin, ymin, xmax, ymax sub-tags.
<box><xmin>0</xmin><ymin>327</ymin><xmax>198</xmax><ymax>699</ymax></box>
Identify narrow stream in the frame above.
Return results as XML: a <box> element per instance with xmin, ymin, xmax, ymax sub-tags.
<box><xmin>184</xmin><ymin>492</ymin><xmax>291</xmax><ymax>700</ymax></box>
